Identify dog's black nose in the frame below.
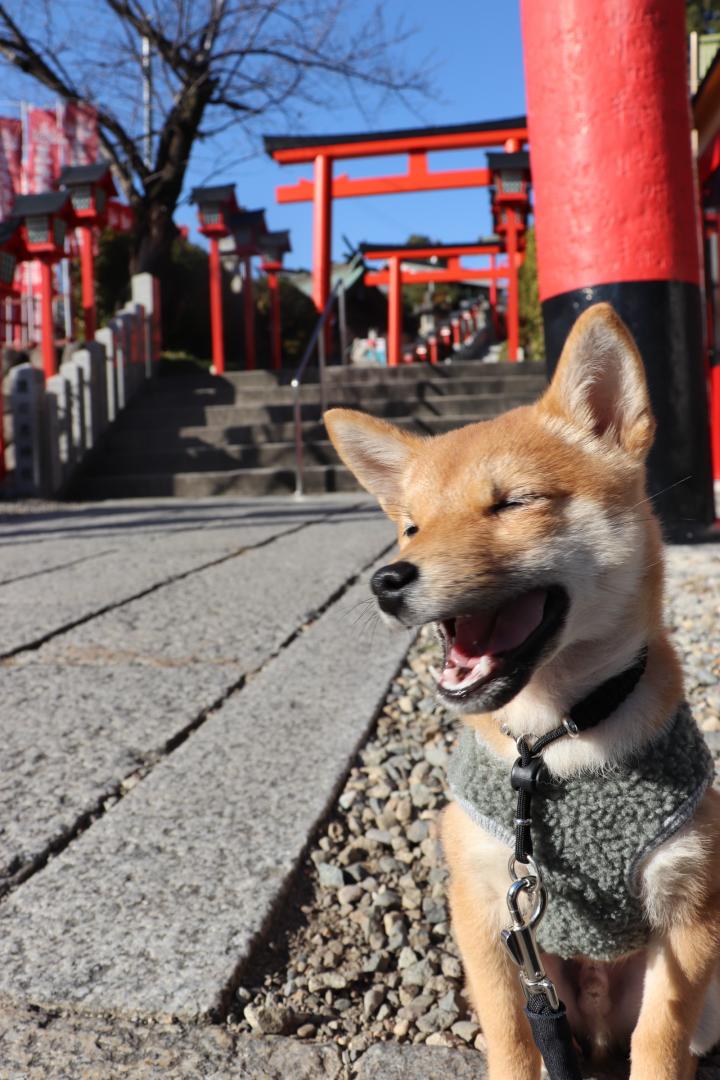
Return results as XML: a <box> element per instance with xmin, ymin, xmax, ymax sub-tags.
<box><xmin>370</xmin><ymin>560</ymin><xmax>418</xmax><ymax>615</ymax></box>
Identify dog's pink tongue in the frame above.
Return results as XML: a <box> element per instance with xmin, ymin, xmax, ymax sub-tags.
<box><xmin>446</xmin><ymin>589</ymin><xmax>548</xmax><ymax>670</ymax></box>
<box><xmin>486</xmin><ymin>589</ymin><xmax>547</xmax><ymax>654</ymax></box>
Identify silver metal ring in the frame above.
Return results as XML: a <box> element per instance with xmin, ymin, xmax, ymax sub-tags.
<box><xmin>506</xmin><ymin>874</ymin><xmax>547</xmax><ymax>929</ymax></box>
<box><xmin>562</xmin><ymin>717</ymin><xmax>579</xmax><ymax>738</ymax></box>
<box><xmin>508</xmin><ymin>852</ymin><xmax>543</xmax><ymax>886</ymax></box>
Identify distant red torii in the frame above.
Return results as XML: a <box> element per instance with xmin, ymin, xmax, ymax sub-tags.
<box><xmin>263</xmin><ymin>118</ymin><xmax>528</xmax><ymax>356</ymax></box>
<box><xmin>361</xmin><ymin>240</ymin><xmax>516</xmax><ymax>367</ymax></box>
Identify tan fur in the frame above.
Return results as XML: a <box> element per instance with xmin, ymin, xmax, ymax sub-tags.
<box><xmin>325</xmin><ymin>304</ymin><xmax>720</xmax><ymax>1077</ymax></box>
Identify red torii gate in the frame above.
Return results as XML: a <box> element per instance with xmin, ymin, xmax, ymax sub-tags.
<box><xmin>263</xmin><ymin>116</ymin><xmax>528</xmax><ymax>350</ymax></box>
<box><xmin>361</xmin><ymin>240</ymin><xmax>515</xmax><ymax>367</ymax></box>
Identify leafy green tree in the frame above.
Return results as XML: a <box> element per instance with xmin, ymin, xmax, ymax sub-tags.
<box><xmin>687</xmin><ymin>0</ymin><xmax>720</xmax><ymax>34</ymax></box>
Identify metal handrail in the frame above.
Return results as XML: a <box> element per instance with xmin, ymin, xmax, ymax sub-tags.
<box><xmin>291</xmin><ymin>280</ymin><xmax>344</xmax><ymax>497</ymax></box>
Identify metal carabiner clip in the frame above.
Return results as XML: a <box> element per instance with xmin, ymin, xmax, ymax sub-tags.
<box><xmin>501</xmin><ymin>861</ymin><xmax>560</xmax><ymax>1010</ymax></box>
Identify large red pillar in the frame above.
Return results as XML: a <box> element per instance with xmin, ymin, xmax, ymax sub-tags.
<box><xmin>39</xmin><ymin>260</ymin><xmax>56</xmax><ymax>379</ymax></box>
<box><xmin>79</xmin><ymin>225</ymin><xmax>96</xmax><ymax>340</ymax></box>
<box><xmin>208</xmin><ymin>236</ymin><xmax>225</xmax><ymax>374</ymax></box>
<box><xmin>522</xmin><ymin>0</ymin><xmax>714</xmax><ymax>526</ymax></box>
<box><xmin>505</xmin><ymin>208</ymin><xmax>520</xmax><ymax>362</ymax></box>
<box><xmin>312</xmin><ymin>153</ymin><xmax>332</xmax><ymax>315</ymax></box>
<box><xmin>243</xmin><ymin>256</ymin><xmax>256</xmax><ymax>371</ymax></box>
<box><xmin>387</xmin><ymin>255</ymin><xmax>402</xmax><ymax>367</ymax></box>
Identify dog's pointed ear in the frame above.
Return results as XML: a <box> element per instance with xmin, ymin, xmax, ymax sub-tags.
<box><xmin>324</xmin><ymin>408</ymin><xmax>419</xmax><ymax>514</ymax></box>
<box><xmin>539</xmin><ymin>303</ymin><xmax>655</xmax><ymax>459</ymax></box>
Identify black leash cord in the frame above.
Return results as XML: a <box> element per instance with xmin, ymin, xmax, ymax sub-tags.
<box><xmin>505</xmin><ymin>647</ymin><xmax>649</xmax><ymax>1080</ymax></box>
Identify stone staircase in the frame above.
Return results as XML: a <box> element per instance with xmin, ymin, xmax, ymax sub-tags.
<box><xmin>73</xmin><ymin>361</ymin><xmax>548</xmax><ymax>498</ymax></box>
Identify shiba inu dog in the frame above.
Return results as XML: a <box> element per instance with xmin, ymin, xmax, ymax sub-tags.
<box><xmin>324</xmin><ymin>304</ymin><xmax>720</xmax><ymax>1079</ymax></box>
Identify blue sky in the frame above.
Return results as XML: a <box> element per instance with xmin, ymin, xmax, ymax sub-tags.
<box><xmin>192</xmin><ymin>0</ymin><xmax>528</xmax><ymax>268</ymax></box>
<box><xmin>0</xmin><ymin>1</ymin><xmax>526</xmax><ymax>268</ymax></box>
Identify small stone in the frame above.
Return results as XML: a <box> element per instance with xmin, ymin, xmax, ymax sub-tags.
<box><xmin>424</xmin><ymin>744</ymin><xmax>448</xmax><ymax>767</ymax></box>
<box><xmin>438</xmin><ymin>988</ymin><xmax>463</xmax><ymax>1019</ymax></box>
<box><xmin>243</xmin><ymin>1002</ymin><xmax>294</xmax><ymax>1035</ymax></box>
<box><xmin>372</xmin><ymin>888</ymin><xmax>400</xmax><ymax>909</ymax></box>
<box><xmin>452</xmin><ymin>1021</ymin><xmax>481</xmax><ymax>1042</ymax></box>
<box><xmin>337</xmin><ymin>883</ymin><xmax>363</xmax><ymax>905</ymax></box>
<box><xmin>441</xmin><ymin>955</ymin><xmax>463</xmax><ymax>979</ymax></box>
<box><xmin>363</xmin><ymin>986</ymin><xmax>386</xmax><ymax>1018</ymax></box>
<box><xmin>393</xmin><ymin>1018</ymin><xmax>410</xmax><ymax>1038</ymax></box>
<box><xmin>397</xmin><ymin>946</ymin><xmax>418</xmax><ymax>969</ymax></box>
<box><xmin>406</xmin><ymin>820</ymin><xmax>429</xmax><ymax>844</ymax></box>
<box><xmin>422</xmin><ymin>897</ymin><xmax>446</xmax><ymax>924</ymax></box>
<box><xmin>318</xmin><ymin>862</ymin><xmax>345</xmax><ymax>889</ymax></box>
<box><xmin>307</xmin><ymin>971</ymin><xmax>347</xmax><ymax>993</ymax></box>
<box><xmin>362</xmin><ymin>951</ymin><xmax>389</xmax><ymax>974</ymax></box>
<box><xmin>416</xmin><ymin>1007</ymin><xmax>455</xmax><ymax>1034</ymax></box>
<box><xmin>297</xmin><ymin>1023</ymin><xmax>316</xmax><ymax>1038</ymax></box>
<box><xmin>398</xmin><ymin>695</ymin><xmax>414</xmax><ymax>714</ymax></box>
<box><xmin>426</xmin><ymin>1031</ymin><xmax>456</xmax><ymax>1047</ymax></box>
<box><xmin>366</xmin><ymin>828</ymin><xmax>393</xmax><ymax>846</ymax></box>
<box><xmin>410</xmin><ymin>782</ymin><xmax>432</xmax><ymax>808</ymax></box>
<box><xmin>402</xmin><ymin>959</ymin><xmax>433</xmax><ymax>987</ymax></box>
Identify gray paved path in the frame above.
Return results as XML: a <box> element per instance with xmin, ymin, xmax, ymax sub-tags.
<box><xmin>0</xmin><ymin>498</ymin><xmax>412</xmax><ymax>1037</ymax></box>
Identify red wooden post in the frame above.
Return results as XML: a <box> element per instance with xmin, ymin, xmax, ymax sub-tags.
<box><xmin>505</xmin><ymin>208</ymin><xmax>520</xmax><ymax>361</ymax></box>
<box><xmin>208</xmin><ymin>235</ymin><xmax>225</xmax><ymax>374</ymax></box>
<box><xmin>489</xmin><ymin>253</ymin><xmax>498</xmax><ymax>334</ymax></box>
<box><xmin>428</xmin><ymin>334</ymin><xmax>438</xmax><ymax>365</ymax></box>
<box><xmin>522</xmin><ymin>0</ymin><xmax>713</xmax><ymax>524</ymax></box>
<box><xmin>312</xmin><ymin>153</ymin><xmax>332</xmax><ymax>316</ymax></box>
<box><xmin>387</xmin><ymin>255</ymin><xmax>402</xmax><ymax>367</ymax></box>
<box><xmin>39</xmin><ymin>260</ymin><xmax>55</xmax><ymax>379</ymax></box>
<box><xmin>267</xmin><ymin>266</ymin><xmax>282</xmax><ymax>370</ymax></box>
<box><xmin>243</xmin><ymin>256</ymin><xmax>256</xmax><ymax>371</ymax></box>
<box><xmin>79</xmin><ymin>224</ymin><xmax>96</xmax><ymax>340</ymax></box>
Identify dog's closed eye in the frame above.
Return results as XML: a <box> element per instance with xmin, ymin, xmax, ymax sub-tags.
<box><xmin>491</xmin><ymin>493</ymin><xmax>546</xmax><ymax>514</ymax></box>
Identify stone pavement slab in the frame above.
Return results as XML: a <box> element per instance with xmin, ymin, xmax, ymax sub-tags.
<box><xmin>0</xmin><ymin>571</ymin><xmax>413</xmax><ymax>1019</ymax></box>
<box><xmin>0</xmin><ymin>510</ymin><xmax>394</xmax><ymax>889</ymax></box>
<box><xmin>353</xmin><ymin>1042</ymin><xmax>486</xmax><ymax>1078</ymax></box>
<box><xmin>34</xmin><ymin>513</ymin><xmax>393</xmax><ymax>668</ymax></box>
<box><xmin>0</xmin><ymin>498</ymin><xmax>374</xmax><ymax>655</ymax></box>
<box><xmin>0</xmin><ymin>1004</ymin><xmax>345</xmax><ymax>1079</ymax></box>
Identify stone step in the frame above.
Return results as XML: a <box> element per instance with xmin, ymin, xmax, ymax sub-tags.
<box><xmin>87</xmin><ymin>440</ymin><xmax>344</xmax><ymax>474</ymax></box>
<box><xmin>133</xmin><ymin>375</ymin><xmax>546</xmax><ymax>409</ymax></box>
<box><xmin>171</xmin><ymin>358</ymin><xmax>539</xmax><ymax>384</ymax></box>
<box><xmin>76</xmin><ymin>464</ymin><xmax>359</xmax><ymax>499</ymax></box>
<box><xmin>111</xmin><ymin>394</ymin><xmax>539</xmax><ymax>430</ymax></box>
<box><xmin>101</xmin><ymin>413</ymin><xmax>483</xmax><ymax>450</ymax></box>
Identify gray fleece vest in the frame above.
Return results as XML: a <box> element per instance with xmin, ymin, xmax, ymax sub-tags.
<box><xmin>448</xmin><ymin>702</ymin><xmax>714</xmax><ymax>961</ymax></box>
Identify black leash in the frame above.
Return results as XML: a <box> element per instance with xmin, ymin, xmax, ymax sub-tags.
<box><xmin>501</xmin><ymin>648</ymin><xmax>648</xmax><ymax>1080</ymax></box>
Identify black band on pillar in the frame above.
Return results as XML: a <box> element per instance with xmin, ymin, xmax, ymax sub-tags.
<box><xmin>541</xmin><ymin>279</ymin><xmax>714</xmax><ymax>529</ymax></box>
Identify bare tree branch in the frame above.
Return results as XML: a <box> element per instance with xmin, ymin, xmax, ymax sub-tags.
<box><xmin>0</xmin><ymin>0</ymin><xmax>429</xmax><ymax>271</ymax></box>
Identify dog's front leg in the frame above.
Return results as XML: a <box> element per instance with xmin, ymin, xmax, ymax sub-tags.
<box><xmin>630</xmin><ymin>915</ymin><xmax>720</xmax><ymax>1080</ymax></box>
<box><xmin>443</xmin><ymin>804</ymin><xmax>541</xmax><ymax>1080</ymax></box>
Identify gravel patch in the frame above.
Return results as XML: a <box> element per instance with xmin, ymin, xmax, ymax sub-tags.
<box><xmin>231</xmin><ymin>542</ymin><xmax>720</xmax><ymax>1072</ymax></box>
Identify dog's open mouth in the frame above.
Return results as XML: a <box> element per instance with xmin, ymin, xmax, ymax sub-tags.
<box><xmin>436</xmin><ymin>586</ymin><xmax>568</xmax><ymax>701</ymax></box>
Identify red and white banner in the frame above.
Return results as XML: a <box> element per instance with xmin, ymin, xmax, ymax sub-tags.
<box><xmin>25</xmin><ymin>103</ymin><xmax>100</xmax><ymax>193</ymax></box>
<box><xmin>0</xmin><ymin>118</ymin><xmax>22</xmax><ymax>218</ymax></box>
<box><xmin>63</xmin><ymin>102</ymin><xmax>99</xmax><ymax>166</ymax></box>
<box><xmin>26</xmin><ymin>107</ymin><xmax>64</xmax><ymax>194</ymax></box>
